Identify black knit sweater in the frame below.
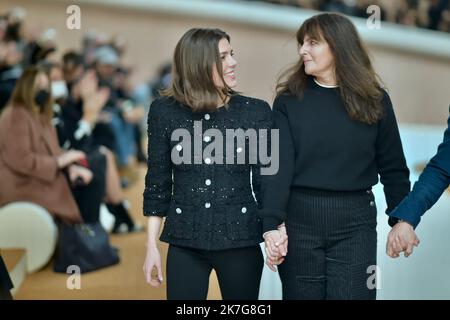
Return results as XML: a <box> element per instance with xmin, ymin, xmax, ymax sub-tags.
<box><xmin>260</xmin><ymin>77</ymin><xmax>410</xmax><ymax>232</ymax></box>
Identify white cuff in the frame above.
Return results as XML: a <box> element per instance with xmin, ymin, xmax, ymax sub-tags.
<box><xmin>74</xmin><ymin>120</ymin><xmax>92</xmax><ymax>140</ymax></box>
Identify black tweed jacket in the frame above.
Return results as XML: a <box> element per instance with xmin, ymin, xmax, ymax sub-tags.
<box><xmin>143</xmin><ymin>94</ymin><xmax>273</xmax><ymax>250</ymax></box>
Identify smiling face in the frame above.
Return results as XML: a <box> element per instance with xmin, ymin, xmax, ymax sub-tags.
<box><xmin>299</xmin><ymin>33</ymin><xmax>335</xmax><ymax>80</ymax></box>
<box><xmin>213</xmin><ymin>38</ymin><xmax>237</xmax><ymax>89</ymax></box>
<box><xmin>169</xmin><ymin>28</ymin><xmax>238</xmax><ymax>112</ymax></box>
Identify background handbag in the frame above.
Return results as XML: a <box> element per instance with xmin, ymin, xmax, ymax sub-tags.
<box><xmin>53</xmin><ymin>220</ymin><xmax>119</xmax><ymax>273</ymax></box>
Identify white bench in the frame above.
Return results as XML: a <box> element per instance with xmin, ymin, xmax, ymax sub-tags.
<box><xmin>0</xmin><ymin>202</ymin><xmax>58</xmax><ymax>273</ymax></box>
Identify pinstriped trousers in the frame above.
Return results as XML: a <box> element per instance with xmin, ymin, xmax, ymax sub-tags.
<box><xmin>278</xmin><ymin>188</ymin><xmax>377</xmax><ymax>300</ymax></box>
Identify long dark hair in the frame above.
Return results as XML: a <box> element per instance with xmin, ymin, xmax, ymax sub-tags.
<box><xmin>10</xmin><ymin>66</ymin><xmax>53</xmax><ymax>122</ymax></box>
<box><xmin>162</xmin><ymin>28</ymin><xmax>236</xmax><ymax>112</ymax></box>
<box><xmin>277</xmin><ymin>13</ymin><xmax>384</xmax><ymax>125</ymax></box>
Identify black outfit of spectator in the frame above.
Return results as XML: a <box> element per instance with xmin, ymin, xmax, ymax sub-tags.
<box><xmin>0</xmin><ymin>65</ymin><xmax>21</xmax><ymax>112</ymax></box>
<box><xmin>53</xmin><ymin>101</ymin><xmax>106</xmax><ymax>223</ymax></box>
<box><xmin>54</xmin><ymin>96</ymin><xmax>137</xmax><ymax>230</ymax></box>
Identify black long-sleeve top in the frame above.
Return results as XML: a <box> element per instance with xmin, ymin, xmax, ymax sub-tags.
<box><xmin>143</xmin><ymin>95</ymin><xmax>273</xmax><ymax>250</ymax></box>
<box><xmin>260</xmin><ymin>77</ymin><xmax>410</xmax><ymax>232</ymax></box>
<box><xmin>52</xmin><ymin>98</ymin><xmax>93</xmax><ymax>151</ymax></box>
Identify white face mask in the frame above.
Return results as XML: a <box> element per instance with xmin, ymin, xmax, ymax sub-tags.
<box><xmin>51</xmin><ymin>80</ymin><xmax>68</xmax><ymax>99</ymax></box>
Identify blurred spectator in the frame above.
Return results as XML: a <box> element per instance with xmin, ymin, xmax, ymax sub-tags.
<box><xmin>1</xmin><ymin>7</ymin><xmax>155</xmax><ymax>186</ymax></box>
<box><xmin>132</xmin><ymin>61</ymin><xmax>172</xmax><ymax>163</ymax></box>
<box><xmin>93</xmin><ymin>45</ymin><xmax>139</xmax><ymax>168</ymax></box>
<box><xmin>251</xmin><ymin>0</ymin><xmax>450</xmax><ymax>32</ymax></box>
<box><xmin>440</xmin><ymin>4</ymin><xmax>450</xmax><ymax>31</ymax></box>
<box><xmin>114</xmin><ymin>66</ymin><xmax>147</xmax><ymax>163</ymax></box>
<box><xmin>62</xmin><ymin>50</ymin><xmax>84</xmax><ymax>91</ymax></box>
<box><xmin>27</xmin><ymin>28</ymin><xmax>59</xmax><ymax>66</ymax></box>
<box><xmin>0</xmin><ymin>40</ymin><xmax>23</xmax><ymax>112</ymax></box>
<box><xmin>46</xmin><ymin>60</ymin><xmax>143</xmax><ymax>233</ymax></box>
<box><xmin>0</xmin><ymin>7</ymin><xmax>149</xmax><ymax>237</ymax></box>
<box><xmin>132</xmin><ymin>61</ymin><xmax>172</xmax><ymax>113</ymax></box>
<box><xmin>428</xmin><ymin>0</ymin><xmax>449</xmax><ymax>30</ymax></box>
<box><xmin>151</xmin><ymin>62</ymin><xmax>172</xmax><ymax>99</ymax></box>
<box><xmin>0</xmin><ymin>66</ymin><xmax>86</xmax><ymax>224</ymax></box>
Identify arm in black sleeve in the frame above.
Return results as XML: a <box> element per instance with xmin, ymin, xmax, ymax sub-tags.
<box><xmin>55</xmin><ymin>100</ymin><xmax>92</xmax><ymax>150</ymax></box>
<box><xmin>143</xmin><ymin>99</ymin><xmax>173</xmax><ymax>217</ymax></box>
<box><xmin>251</xmin><ymin>101</ymin><xmax>273</xmax><ymax>208</ymax></box>
<box><xmin>258</xmin><ymin>95</ymin><xmax>296</xmax><ymax>233</ymax></box>
<box><xmin>375</xmin><ymin>91</ymin><xmax>411</xmax><ymax>225</ymax></box>
<box><xmin>53</xmin><ymin>116</ymin><xmax>70</xmax><ymax>149</ymax></box>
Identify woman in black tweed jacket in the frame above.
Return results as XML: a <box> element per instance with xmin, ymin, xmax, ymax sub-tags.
<box><xmin>142</xmin><ymin>28</ymin><xmax>275</xmax><ymax>300</ymax></box>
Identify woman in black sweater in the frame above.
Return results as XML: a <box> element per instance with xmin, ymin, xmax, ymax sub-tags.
<box><xmin>261</xmin><ymin>13</ymin><xmax>410</xmax><ymax>300</ymax></box>
<box><xmin>142</xmin><ymin>28</ymin><xmax>273</xmax><ymax>300</ymax></box>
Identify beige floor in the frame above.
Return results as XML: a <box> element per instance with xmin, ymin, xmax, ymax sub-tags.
<box><xmin>14</xmin><ymin>164</ymin><xmax>221</xmax><ymax>300</ymax></box>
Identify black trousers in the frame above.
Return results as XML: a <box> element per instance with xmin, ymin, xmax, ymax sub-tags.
<box><xmin>167</xmin><ymin>245</ymin><xmax>263</xmax><ymax>300</ymax></box>
<box><xmin>69</xmin><ymin>150</ymin><xmax>107</xmax><ymax>223</ymax></box>
<box><xmin>278</xmin><ymin>188</ymin><xmax>377</xmax><ymax>300</ymax></box>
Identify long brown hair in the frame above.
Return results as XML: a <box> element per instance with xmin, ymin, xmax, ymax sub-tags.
<box><xmin>277</xmin><ymin>13</ymin><xmax>384</xmax><ymax>125</ymax></box>
<box><xmin>10</xmin><ymin>66</ymin><xmax>53</xmax><ymax>122</ymax></box>
<box><xmin>163</xmin><ymin>28</ymin><xmax>236</xmax><ymax>112</ymax></box>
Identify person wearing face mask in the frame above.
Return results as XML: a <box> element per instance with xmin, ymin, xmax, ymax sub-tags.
<box><xmin>45</xmin><ymin>61</ymin><xmax>143</xmax><ymax>234</ymax></box>
<box><xmin>34</xmin><ymin>86</ymin><xmax>51</xmax><ymax>106</ymax></box>
<box><xmin>0</xmin><ymin>66</ymin><xmax>121</xmax><ymax>274</ymax></box>
<box><xmin>260</xmin><ymin>13</ymin><xmax>412</xmax><ymax>300</ymax></box>
<box><xmin>51</xmin><ymin>78</ymin><xmax>69</xmax><ymax>101</ymax></box>
<box><xmin>142</xmin><ymin>28</ymin><xmax>274</xmax><ymax>300</ymax></box>
<box><xmin>0</xmin><ymin>66</ymin><xmax>87</xmax><ymax>223</ymax></box>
